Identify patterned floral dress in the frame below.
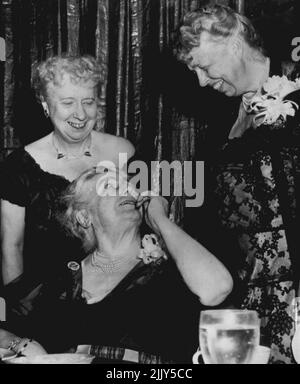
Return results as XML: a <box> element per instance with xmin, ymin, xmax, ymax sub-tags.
<box><xmin>213</xmin><ymin>89</ymin><xmax>300</xmax><ymax>363</ymax></box>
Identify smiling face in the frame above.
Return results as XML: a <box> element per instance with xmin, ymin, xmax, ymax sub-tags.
<box><xmin>93</xmin><ymin>193</ymin><xmax>142</xmax><ymax>234</ymax></box>
<box><xmin>46</xmin><ymin>73</ymin><xmax>98</xmax><ymax>143</ymax></box>
<box><xmin>91</xmin><ymin>172</ymin><xmax>142</xmax><ymax>233</ymax></box>
<box><xmin>188</xmin><ymin>32</ymin><xmax>249</xmax><ymax>97</ymax></box>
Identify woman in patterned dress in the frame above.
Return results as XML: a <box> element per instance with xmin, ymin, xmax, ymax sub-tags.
<box><xmin>177</xmin><ymin>3</ymin><xmax>300</xmax><ymax>363</ymax></box>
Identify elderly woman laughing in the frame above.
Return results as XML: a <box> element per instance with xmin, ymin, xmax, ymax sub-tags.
<box><xmin>0</xmin><ymin>167</ymin><xmax>232</xmax><ymax>363</ymax></box>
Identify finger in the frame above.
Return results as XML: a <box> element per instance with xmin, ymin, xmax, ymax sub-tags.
<box><xmin>140</xmin><ymin>190</ymin><xmax>159</xmax><ymax>198</ymax></box>
<box><xmin>136</xmin><ymin>196</ymin><xmax>151</xmax><ymax>209</ymax></box>
<box><xmin>138</xmin><ymin>199</ymin><xmax>151</xmax><ymax>219</ymax></box>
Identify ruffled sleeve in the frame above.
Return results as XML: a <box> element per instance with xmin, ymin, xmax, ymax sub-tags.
<box><xmin>0</xmin><ymin>149</ymin><xmax>33</xmax><ymax>207</ymax></box>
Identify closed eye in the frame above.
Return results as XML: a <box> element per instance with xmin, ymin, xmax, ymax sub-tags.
<box><xmin>61</xmin><ymin>98</ymin><xmax>74</xmax><ymax>106</ymax></box>
<box><xmin>192</xmin><ymin>66</ymin><xmax>208</xmax><ymax>74</ymax></box>
<box><xmin>83</xmin><ymin>99</ymin><xmax>96</xmax><ymax>106</ymax></box>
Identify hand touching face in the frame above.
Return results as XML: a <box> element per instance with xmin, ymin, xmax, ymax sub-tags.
<box><xmin>142</xmin><ymin>196</ymin><xmax>169</xmax><ymax>235</ymax></box>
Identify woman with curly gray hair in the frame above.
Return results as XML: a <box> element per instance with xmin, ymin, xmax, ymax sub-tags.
<box><xmin>0</xmin><ymin>55</ymin><xmax>134</xmax><ymax>286</ymax></box>
<box><xmin>177</xmin><ymin>4</ymin><xmax>300</xmax><ymax>364</ymax></box>
<box><xmin>0</xmin><ymin>166</ymin><xmax>232</xmax><ymax>363</ymax></box>
<box><xmin>177</xmin><ymin>4</ymin><xmax>268</xmax><ymax>99</ymax></box>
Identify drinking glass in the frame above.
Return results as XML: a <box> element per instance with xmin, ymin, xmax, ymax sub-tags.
<box><xmin>199</xmin><ymin>309</ymin><xmax>260</xmax><ymax>364</ymax></box>
<box><xmin>290</xmin><ymin>297</ymin><xmax>300</xmax><ymax>327</ymax></box>
<box><xmin>290</xmin><ymin>297</ymin><xmax>300</xmax><ymax>363</ymax></box>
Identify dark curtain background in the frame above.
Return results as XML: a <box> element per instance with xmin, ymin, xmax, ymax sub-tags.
<box><xmin>0</xmin><ymin>0</ymin><xmax>298</xmax><ymax>222</ymax></box>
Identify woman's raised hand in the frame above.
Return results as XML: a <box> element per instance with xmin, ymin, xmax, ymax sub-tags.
<box><xmin>142</xmin><ymin>196</ymin><xmax>169</xmax><ymax>235</ymax></box>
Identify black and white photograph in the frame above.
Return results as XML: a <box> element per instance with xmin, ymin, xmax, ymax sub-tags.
<box><xmin>0</xmin><ymin>0</ymin><xmax>299</xmax><ymax>368</ymax></box>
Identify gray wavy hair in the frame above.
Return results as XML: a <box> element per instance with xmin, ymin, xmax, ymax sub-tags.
<box><xmin>177</xmin><ymin>4</ymin><xmax>265</xmax><ymax>64</ymax></box>
<box><xmin>58</xmin><ymin>167</ymin><xmax>102</xmax><ymax>254</ymax></box>
<box><xmin>32</xmin><ymin>54</ymin><xmax>102</xmax><ymax>103</ymax></box>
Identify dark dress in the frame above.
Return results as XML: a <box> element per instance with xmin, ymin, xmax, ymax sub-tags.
<box><xmin>0</xmin><ymin>148</ymin><xmax>83</xmax><ymax>285</ymax></box>
<box><xmin>0</xmin><ymin>149</ymin><xmax>200</xmax><ymax>363</ymax></box>
<box><xmin>1</xmin><ymin>255</ymin><xmax>200</xmax><ymax>364</ymax></box>
<box><xmin>198</xmin><ymin>88</ymin><xmax>300</xmax><ymax>364</ymax></box>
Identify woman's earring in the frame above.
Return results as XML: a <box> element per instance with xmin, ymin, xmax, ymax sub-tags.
<box><xmin>42</xmin><ymin>102</ymin><xmax>50</xmax><ymax>118</ymax></box>
<box><xmin>75</xmin><ymin>210</ymin><xmax>91</xmax><ymax>229</ymax></box>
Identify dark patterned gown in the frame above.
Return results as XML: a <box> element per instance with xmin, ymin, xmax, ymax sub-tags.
<box><xmin>212</xmin><ymin>89</ymin><xmax>300</xmax><ymax>363</ymax></box>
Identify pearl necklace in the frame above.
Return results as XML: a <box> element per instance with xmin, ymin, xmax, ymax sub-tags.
<box><xmin>89</xmin><ymin>234</ymin><xmax>166</xmax><ymax>274</ymax></box>
<box><xmin>90</xmin><ymin>249</ymin><xmax>135</xmax><ymax>274</ymax></box>
<box><xmin>52</xmin><ymin>132</ymin><xmax>92</xmax><ymax>160</ymax></box>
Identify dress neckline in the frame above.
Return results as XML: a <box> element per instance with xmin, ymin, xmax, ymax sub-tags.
<box><xmin>70</xmin><ymin>253</ymin><xmax>167</xmax><ymax>305</ymax></box>
<box><xmin>21</xmin><ymin>148</ymin><xmax>72</xmax><ymax>184</ymax></box>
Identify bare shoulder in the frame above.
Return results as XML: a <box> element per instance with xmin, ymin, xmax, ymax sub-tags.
<box><xmin>24</xmin><ymin>134</ymin><xmax>53</xmax><ymax>161</ymax></box>
<box><xmin>92</xmin><ymin>131</ymin><xmax>135</xmax><ymax>158</ymax></box>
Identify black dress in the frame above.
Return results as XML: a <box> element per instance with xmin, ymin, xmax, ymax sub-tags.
<box><xmin>0</xmin><ymin>148</ymin><xmax>83</xmax><ymax>285</ymax></box>
<box><xmin>2</xmin><ymin>255</ymin><xmax>200</xmax><ymax>364</ymax></box>
<box><xmin>0</xmin><ymin>149</ymin><xmax>200</xmax><ymax>363</ymax></box>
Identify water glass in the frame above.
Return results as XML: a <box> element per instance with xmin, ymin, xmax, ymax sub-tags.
<box><xmin>198</xmin><ymin>309</ymin><xmax>260</xmax><ymax>364</ymax></box>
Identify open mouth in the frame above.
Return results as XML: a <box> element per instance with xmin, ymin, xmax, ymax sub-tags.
<box><xmin>119</xmin><ymin>198</ymin><xmax>137</xmax><ymax>207</ymax></box>
<box><xmin>67</xmin><ymin>122</ymin><xmax>87</xmax><ymax>129</ymax></box>
<box><xmin>213</xmin><ymin>80</ymin><xmax>224</xmax><ymax>91</ymax></box>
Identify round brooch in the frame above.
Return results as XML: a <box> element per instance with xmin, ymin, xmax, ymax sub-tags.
<box><xmin>67</xmin><ymin>261</ymin><xmax>80</xmax><ymax>271</ymax></box>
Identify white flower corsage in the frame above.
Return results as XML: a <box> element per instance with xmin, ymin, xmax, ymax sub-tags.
<box><xmin>138</xmin><ymin>234</ymin><xmax>167</xmax><ymax>265</ymax></box>
<box><xmin>247</xmin><ymin>75</ymin><xmax>300</xmax><ymax>127</ymax></box>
